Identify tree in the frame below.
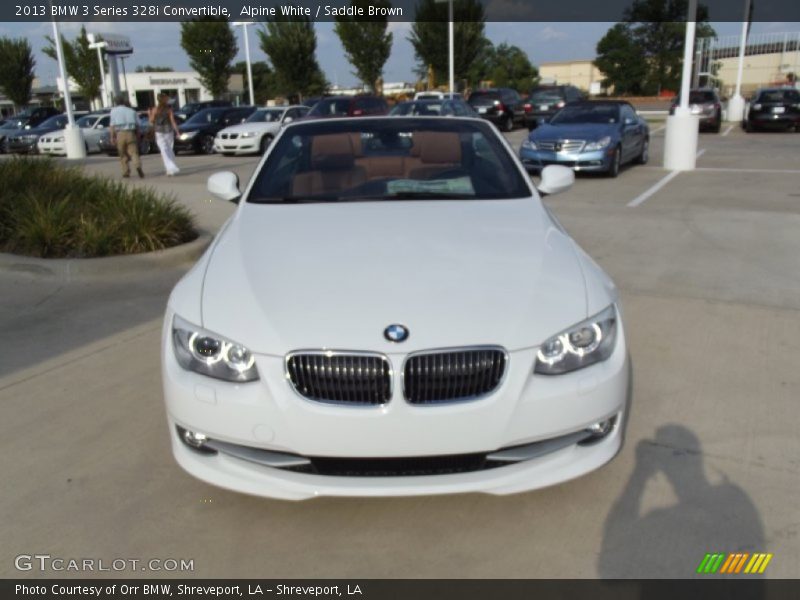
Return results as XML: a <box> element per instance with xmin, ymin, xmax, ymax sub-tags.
<box><xmin>480</xmin><ymin>43</ymin><xmax>538</xmax><ymax>91</ymax></box>
<box><xmin>43</xmin><ymin>26</ymin><xmax>103</xmax><ymax>102</ymax></box>
<box><xmin>334</xmin><ymin>0</ymin><xmax>392</xmax><ymax>92</ymax></box>
<box><xmin>258</xmin><ymin>17</ymin><xmax>327</xmax><ymax>100</ymax></box>
<box><xmin>233</xmin><ymin>60</ymin><xmax>275</xmax><ymax>104</ymax></box>
<box><xmin>0</xmin><ymin>37</ymin><xmax>35</xmax><ymax>109</ymax></box>
<box><xmin>595</xmin><ymin>0</ymin><xmax>715</xmax><ymax>95</ymax></box>
<box><xmin>180</xmin><ymin>18</ymin><xmax>238</xmax><ymax>98</ymax></box>
<box><xmin>135</xmin><ymin>65</ymin><xmax>174</xmax><ymax>73</ymax></box>
<box><xmin>409</xmin><ymin>0</ymin><xmax>486</xmax><ymax>89</ymax></box>
<box><xmin>594</xmin><ymin>24</ymin><xmax>649</xmax><ymax>95</ymax></box>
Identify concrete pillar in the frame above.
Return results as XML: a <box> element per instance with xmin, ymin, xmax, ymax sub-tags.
<box><xmin>107</xmin><ymin>56</ymin><xmax>121</xmax><ymax>101</ymax></box>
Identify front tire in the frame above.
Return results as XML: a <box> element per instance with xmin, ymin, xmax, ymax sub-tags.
<box><xmin>503</xmin><ymin>115</ymin><xmax>514</xmax><ymax>132</ymax></box>
<box><xmin>260</xmin><ymin>134</ymin><xmax>274</xmax><ymax>155</ymax></box>
<box><xmin>607</xmin><ymin>146</ymin><xmax>621</xmax><ymax>178</ymax></box>
<box><xmin>636</xmin><ymin>138</ymin><xmax>649</xmax><ymax>165</ymax></box>
<box><xmin>199</xmin><ymin>134</ymin><xmax>215</xmax><ymax>155</ymax></box>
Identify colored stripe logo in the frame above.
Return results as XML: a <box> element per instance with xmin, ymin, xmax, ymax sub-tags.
<box><xmin>697</xmin><ymin>553</ymin><xmax>773</xmax><ymax>574</ymax></box>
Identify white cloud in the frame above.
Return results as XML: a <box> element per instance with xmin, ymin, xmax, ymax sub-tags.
<box><xmin>538</xmin><ymin>26</ymin><xmax>568</xmax><ymax>42</ymax></box>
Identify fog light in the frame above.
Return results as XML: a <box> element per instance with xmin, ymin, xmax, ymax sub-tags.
<box><xmin>177</xmin><ymin>426</ymin><xmax>217</xmax><ymax>455</ymax></box>
<box><xmin>579</xmin><ymin>416</ymin><xmax>617</xmax><ymax>445</ymax></box>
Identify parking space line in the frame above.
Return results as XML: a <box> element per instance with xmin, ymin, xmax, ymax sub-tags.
<box><xmin>695</xmin><ymin>167</ymin><xmax>800</xmax><ymax>175</ymax></box>
<box><xmin>627</xmin><ymin>170</ymin><xmax>682</xmax><ymax>207</ymax></box>
<box><xmin>721</xmin><ymin>125</ymin><xmax>734</xmax><ymax>137</ymax></box>
<box><xmin>628</xmin><ymin>148</ymin><xmax>707</xmax><ymax>208</ymax></box>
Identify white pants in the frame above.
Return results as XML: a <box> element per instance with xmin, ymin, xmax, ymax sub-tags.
<box><xmin>155</xmin><ymin>131</ymin><xmax>180</xmax><ymax>175</ymax></box>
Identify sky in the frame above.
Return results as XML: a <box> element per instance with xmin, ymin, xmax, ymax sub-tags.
<box><xmin>0</xmin><ymin>20</ymin><xmax>796</xmax><ymax>87</ymax></box>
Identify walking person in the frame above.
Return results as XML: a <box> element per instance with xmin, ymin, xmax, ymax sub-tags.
<box><xmin>149</xmin><ymin>93</ymin><xmax>181</xmax><ymax>176</ymax></box>
<box><xmin>109</xmin><ymin>94</ymin><xmax>144</xmax><ymax>179</ymax></box>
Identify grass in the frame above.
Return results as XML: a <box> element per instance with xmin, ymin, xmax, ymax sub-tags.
<box><xmin>0</xmin><ymin>157</ymin><xmax>197</xmax><ymax>258</ymax></box>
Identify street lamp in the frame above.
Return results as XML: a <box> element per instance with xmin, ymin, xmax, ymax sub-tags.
<box><xmin>434</xmin><ymin>0</ymin><xmax>455</xmax><ymax>97</ymax></box>
<box><xmin>663</xmin><ymin>0</ymin><xmax>699</xmax><ymax>171</ymax></box>
<box><xmin>233</xmin><ymin>21</ymin><xmax>255</xmax><ymax>106</ymax></box>
<box><xmin>727</xmin><ymin>0</ymin><xmax>752</xmax><ymax>123</ymax></box>
<box><xmin>87</xmin><ymin>35</ymin><xmax>109</xmax><ymax>108</ymax></box>
<box><xmin>52</xmin><ymin>19</ymin><xmax>86</xmax><ymax>159</ymax></box>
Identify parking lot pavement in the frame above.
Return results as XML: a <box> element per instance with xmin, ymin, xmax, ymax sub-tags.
<box><xmin>0</xmin><ymin>128</ymin><xmax>798</xmax><ymax>578</ymax></box>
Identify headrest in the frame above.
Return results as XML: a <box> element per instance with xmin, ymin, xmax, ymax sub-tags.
<box><xmin>413</xmin><ymin>131</ymin><xmax>462</xmax><ymax>164</ymax></box>
<box><xmin>311</xmin><ymin>134</ymin><xmax>356</xmax><ymax>170</ymax></box>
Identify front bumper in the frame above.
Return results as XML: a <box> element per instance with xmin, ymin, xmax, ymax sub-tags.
<box><xmin>214</xmin><ymin>137</ymin><xmax>259</xmax><ymax>155</ymax></box>
<box><xmin>174</xmin><ymin>136</ymin><xmax>200</xmax><ymax>152</ymax></box>
<box><xmin>748</xmin><ymin>113</ymin><xmax>800</xmax><ymax>128</ymax></box>
<box><xmin>7</xmin><ymin>139</ymin><xmax>38</xmax><ymax>154</ymax></box>
<box><xmin>162</xmin><ymin>310</ymin><xmax>631</xmax><ymax>500</ymax></box>
<box><xmin>520</xmin><ymin>146</ymin><xmax>613</xmax><ymax>172</ymax></box>
<box><xmin>37</xmin><ymin>141</ymin><xmax>66</xmax><ymax>156</ymax></box>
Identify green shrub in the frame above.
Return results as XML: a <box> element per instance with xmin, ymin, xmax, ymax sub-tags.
<box><xmin>0</xmin><ymin>157</ymin><xmax>197</xmax><ymax>258</ymax></box>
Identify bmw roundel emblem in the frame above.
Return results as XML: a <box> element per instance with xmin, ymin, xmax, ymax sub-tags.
<box><xmin>384</xmin><ymin>324</ymin><xmax>409</xmax><ymax>343</ymax></box>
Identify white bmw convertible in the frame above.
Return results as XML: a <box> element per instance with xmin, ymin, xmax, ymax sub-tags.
<box><xmin>162</xmin><ymin>117</ymin><xmax>631</xmax><ymax>500</ymax></box>
<box><xmin>213</xmin><ymin>105</ymin><xmax>309</xmax><ymax>156</ymax></box>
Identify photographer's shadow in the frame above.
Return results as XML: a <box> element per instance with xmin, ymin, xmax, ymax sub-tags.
<box><xmin>599</xmin><ymin>425</ymin><xmax>764</xmax><ymax>581</ymax></box>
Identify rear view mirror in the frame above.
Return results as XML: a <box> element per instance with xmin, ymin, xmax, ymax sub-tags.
<box><xmin>208</xmin><ymin>171</ymin><xmax>241</xmax><ymax>203</ymax></box>
<box><xmin>537</xmin><ymin>165</ymin><xmax>574</xmax><ymax>197</ymax></box>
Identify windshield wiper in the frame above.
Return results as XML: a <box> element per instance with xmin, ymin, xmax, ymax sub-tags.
<box><xmin>271</xmin><ymin>195</ymin><xmax>341</xmax><ymax>204</ymax></box>
<box><xmin>380</xmin><ymin>192</ymin><xmax>476</xmax><ymax>200</ymax></box>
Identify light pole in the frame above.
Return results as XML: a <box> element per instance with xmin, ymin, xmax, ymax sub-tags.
<box><xmin>663</xmin><ymin>0</ymin><xmax>699</xmax><ymax>171</ymax></box>
<box><xmin>434</xmin><ymin>0</ymin><xmax>455</xmax><ymax>97</ymax></box>
<box><xmin>233</xmin><ymin>21</ymin><xmax>255</xmax><ymax>106</ymax></box>
<box><xmin>87</xmin><ymin>35</ymin><xmax>108</xmax><ymax>108</ymax></box>
<box><xmin>726</xmin><ymin>0</ymin><xmax>752</xmax><ymax>122</ymax></box>
<box><xmin>52</xmin><ymin>19</ymin><xmax>86</xmax><ymax>159</ymax></box>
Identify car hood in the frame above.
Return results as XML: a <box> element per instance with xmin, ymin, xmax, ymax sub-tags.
<box><xmin>200</xmin><ymin>199</ymin><xmax>590</xmax><ymax>355</ymax></box>
<box><xmin>218</xmin><ymin>122</ymin><xmax>280</xmax><ymax>135</ymax></box>
<box><xmin>531</xmin><ymin>122</ymin><xmax>619</xmax><ymax>141</ymax></box>
<box><xmin>179</xmin><ymin>123</ymin><xmax>215</xmax><ymax>134</ymax></box>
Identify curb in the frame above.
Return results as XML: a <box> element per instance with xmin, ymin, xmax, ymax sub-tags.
<box><xmin>0</xmin><ymin>230</ymin><xmax>213</xmax><ymax>280</ymax></box>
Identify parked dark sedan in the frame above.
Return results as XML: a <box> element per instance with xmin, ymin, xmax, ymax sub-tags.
<box><xmin>5</xmin><ymin>113</ymin><xmax>70</xmax><ymax>154</ymax></box>
<box><xmin>519</xmin><ymin>101</ymin><xmax>649</xmax><ymax>177</ymax></box>
<box><xmin>0</xmin><ymin>106</ymin><xmax>62</xmax><ymax>153</ymax></box>
<box><xmin>174</xmin><ymin>106</ymin><xmax>257</xmax><ymax>154</ymax></box>
<box><xmin>670</xmin><ymin>88</ymin><xmax>723</xmax><ymax>133</ymax></box>
<box><xmin>389</xmin><ymin>98</ymin><xmax>479</xmax><ymax>118</ymax></box>
<box><xmin>523</xmin><ymin>85</ymin><xmax>587</xmax><ymax>129</ymax></box>
<box><xmin>744</xmin><ymin>88</ymin><xmax>800</xmax><ymax>132</ymax></box>
<box><xmin>306</xmin><ymin>95</ymin><xmax>389</xmax><ymax>119</ymax></box>
<box><xmin>468</xmin><ymin>88</ymin><xmax>526</xmax><ymax>132</ymax></box>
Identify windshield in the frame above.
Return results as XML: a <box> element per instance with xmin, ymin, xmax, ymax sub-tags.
<box><xmin>688</xmin><ymin>91</ymin><xmax>716</xmax><ymax>103</ymax></box>
<box><xmin>529</xmin><ymin>89</ymin><xmax>564</xmax><ymax>103</ymax></box>
<box><xmin>308</xmin><ymin>99</ymin><xmax>352</xmax><ymax>117</ymax></box>
<box><xmin>248</xmin><ymin>119</ymin><xmax>530</xmax><ymax>204</ymax></box>
<box><xmin>247</xmin><ymin>109</ymin><xmax>283</xmax><ymax>123</ymax></box>
<box><xmin>757</xmin><ymin>89</ymin><xmax>800</xmax><ymax>103</ymax></box>
<box><xmin>550</xmin><ymin>104</ymin><xmax>620</xmax><ymax>125</ymax></box>
<box><xmin>184</xmin><ymin>108</ymin><xmax>226</xmax><ymax>125</ymax></box>
<box><xmin>76</xmin><ymin>115</ymin><xmax>100</xmax><ymax>128</ymax></box>
<box><xmin>1</xmin><ymin>119</ymin><xmax>22</xmax><ymax>129</ymax></box>
<box><xmin>37</xmin><ymin>115</ymin><xmax>66</xmax><ymax>129</ymax></box>
<box><xmin>468</xmin><ymin>92</ymin><xmax>501</xmax><ymax>106</ymax></box>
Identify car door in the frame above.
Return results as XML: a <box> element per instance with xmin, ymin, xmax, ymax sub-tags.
<box><xmin>88</xmin><ymin>115</ymin><xmax>110</xmax><ymax>146</ymax></box>
<box><xmin>620</xmin><ymin>104</ymin><xmax>643</xmax><ymax>162</ymax></box>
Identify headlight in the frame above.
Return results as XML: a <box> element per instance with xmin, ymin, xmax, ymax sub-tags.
<box><xmin>179</xmin><ymin>131</ymin><xmax>197</xmax><ymax>140</ymax></box>
<box><xmin>521</xmin><ymin>139</ymin><xmax>537</xmax><ymax>151</ymax></box>
<box><xmin>583</xmin><ymin>136</ymin><xmax>612</xmax><ymax>152</ymax></box>
<box><xmin>171</xmin><ymin>315</ymin><xmax>259</xmax><ymax>382</ymax></box>
<box><xmin>534</xmin><ymin>305</ymin><xmax>618</xmax><ymax>375</ymax></box>
<box><xmin>240</xmin><ymin>132</ymin><xmax>254</xmax><ymax>138</ymax></box>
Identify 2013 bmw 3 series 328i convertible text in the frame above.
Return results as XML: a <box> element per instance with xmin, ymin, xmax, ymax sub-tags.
<box><xmin>161</xmin><ymin>117</ymin><xmax>631</xmax><ymax>500</ymax></box>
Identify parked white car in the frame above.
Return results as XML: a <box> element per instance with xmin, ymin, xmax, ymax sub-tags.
<box><xmin>37</xmin><ymin>113</ymin><xmax>110</xmax><ymax>156</ymax></box>
<box><xmin>214</xmin><ymin>105</ymin><xmax>309</xmax><ymax>156</ymax></box>
<box><xmin>162</xmin><ymin>117</ymin><xmax>630</xmax><ymax>500</ymax></box>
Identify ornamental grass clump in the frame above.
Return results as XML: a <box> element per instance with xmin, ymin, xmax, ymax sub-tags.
<box><xmin>0</xmin><ymin>157</ymin><xmax>196</xmax><ymax>258</ymax></box>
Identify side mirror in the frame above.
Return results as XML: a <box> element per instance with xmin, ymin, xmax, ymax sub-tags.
<box><xmin>624</xmin><ymin>117</ymin><xmax>636</xmax><ymax>126</ymax></box>
<box><xmin>537</xmin><ymin>165</ymin><xmax>574</xmax><ymax>197</ymax></box>
<box><xmin>208</xmin><ymin>171</ymin><xmax>241</xmax><ymax>203</ymax></box>
<box><xmin>283</xmin><ymin>116</ymin><xmax>293</xmax><ymax>124</ymax></box>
